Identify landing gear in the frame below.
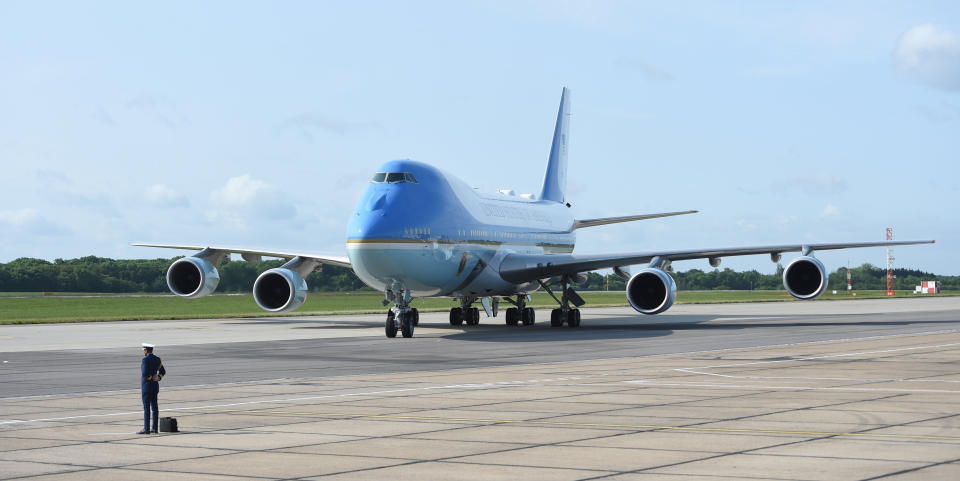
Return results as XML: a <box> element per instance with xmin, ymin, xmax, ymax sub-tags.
<box><xmin>504</xmin><ymin>295</ymin><xmax>535</xmax><ymax>326</ymax></box>
<box><xmin>449</xmin><ymin>298</ymin><xmax>480</xmax><ymax>326</ymax></box>
<box><xmin>400</xmin><ymin>311</ymin><xmax>415</xmax><ymax>338</ymax></box>
<box><xmin>505</xmin><ymin>307</ymin><xmax>519</xmax><ymax>326</ymax></box>
<box><xmin>540</xmin><ymin>276</ymin><xmax>585</xmax><ymax>328</ymax></box>
<box><xmin>385</xmin><ymin>310</ymin><xmax>398</xmax><ymax>337</ymax></box>
<box><xmin>522</xmin><ymin>307</ymin><xmax>535</xmax><ymax>326</ymax></box>
<box><xmin>384</xmin><ymin>290</ymin><xmax>416</xmax><ymax>338</ymax></box>
<box><xmin>449</xmin><ymin>307</ymin><xmax>463</xmax><ymax>326</ymax></box>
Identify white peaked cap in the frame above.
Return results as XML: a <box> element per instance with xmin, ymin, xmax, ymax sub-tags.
<box><xmin>141</xmin><ymin>343</ymin><xmax>155</xmax><ymax>349</ymax></box>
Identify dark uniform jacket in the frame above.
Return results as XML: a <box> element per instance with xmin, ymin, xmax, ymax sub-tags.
<box><xmin>141</xmin><ymin>353</ymin><xmax>166</xmax><ymax>390</ymax></box>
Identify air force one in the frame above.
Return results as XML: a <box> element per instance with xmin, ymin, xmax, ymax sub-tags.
<box><xmin>135</xmin><ymin>88</ymin><xmax>934</xmax><ymax>338</ymax></box>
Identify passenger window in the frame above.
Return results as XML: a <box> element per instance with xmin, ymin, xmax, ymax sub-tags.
<box><xmin>371</xmin><ymin>172</ymin><xmax>387</xmax><ymax>183</ymax></box>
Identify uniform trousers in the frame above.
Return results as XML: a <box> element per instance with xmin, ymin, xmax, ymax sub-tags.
<box><xmin>142</xmin><ymin>382</ymin><xmax>159</xmax><ymax>431</ymax></box>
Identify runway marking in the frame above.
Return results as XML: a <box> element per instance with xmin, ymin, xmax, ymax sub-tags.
<box><xmin>673</xmin><ymin>342</ymin><xmax>960</xmax><ymax>384</ymax></box>
<box><xmin>624</xmin><ymin>380</ymin><xmax>960</xmax><ymax>394</ymax></box>
<box><xmin>204</xmin><ymin>409</ymin><xmax>960</xmax><ymax>442</ymax></box>
<box><xmin>0</xmin><ymin>377</ymin><xmax>583</xmax><ymax>426</ymax></box>
<box><xmin>3</xmin><ymin>329</ymin><xmax>955</xmax><ymax>401</ymax></box>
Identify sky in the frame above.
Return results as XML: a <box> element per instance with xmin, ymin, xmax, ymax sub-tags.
<box><xmin>1</xmin><ymin>1</ymin><xmax>958</xmax><ymax>275</ymax></box>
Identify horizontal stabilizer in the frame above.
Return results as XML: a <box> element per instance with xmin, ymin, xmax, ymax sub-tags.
<box><xmin>573</xmin><ymin>210</ymin><xmax>698</xmax><ymax>230</ymax></box>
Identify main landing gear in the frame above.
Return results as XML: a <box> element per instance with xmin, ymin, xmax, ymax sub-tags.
<box><xmin>449</xmin><ymin>297</ymin><xmax>480</xmax><ymax>326</ymax></box>
<box><xmin>539</xmin><ymin>276</ymin><xmax>585</xmax><ymax>328</ymax></box>
<box><xmin>384</xmin><ymin>290</ymin><xmax>418</xmax><ymax>339</ymax></box>
<box><xmin>503</xmin><ymin>294</ymin><xmax>535</xmax><ymax>326</ymax></box>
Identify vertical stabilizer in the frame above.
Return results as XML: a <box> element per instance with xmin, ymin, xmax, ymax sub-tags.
<box><xmin>539</xmin><ymin>87</ymin><xmax>570</xmax><ymax>203</ymax></box>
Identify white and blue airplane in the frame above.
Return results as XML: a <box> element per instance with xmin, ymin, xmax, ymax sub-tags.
<box><xmin>135</xmin><ymin>88</ymin><xmax>934</xmax><ymax>338</ymax></box>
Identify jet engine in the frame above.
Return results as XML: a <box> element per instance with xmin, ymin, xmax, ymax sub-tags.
<box><xmin>166</xmin><ymin>257</ymin><xmax>220</xmax><ymax>298</ymax></box>
<box><xmin>253</xmin><ymin>267</ymin><xmax>308</xmax><ymax>312</ymax></box>
<box><xmin>626</xmin><ymin>268</ymin><xmax>677</xmax><ymax>315</ymax></box>
<box><xmin>782</xmin><ymin>256</ymin><xmax>827</xmax><ymax>299</ymax></box>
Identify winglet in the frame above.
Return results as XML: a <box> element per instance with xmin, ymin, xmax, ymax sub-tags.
<box><xmin>539</xmin><ymin>87</ymin><xmax>571</xmax><ymax>203</ymax></box>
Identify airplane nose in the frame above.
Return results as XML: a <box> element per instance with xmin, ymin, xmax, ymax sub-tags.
<box><xmin>366</xmin><ymin>192</ymin><xmax>387</xmax><ymax>211</ymax></box>
<box><xmin>352</xmin><ymin>208</ymin><xmax>391</xmax><ymax>239</ymax></box>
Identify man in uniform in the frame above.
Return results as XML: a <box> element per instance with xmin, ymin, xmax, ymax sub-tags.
<box><xmin>138</xmin><ymin>343</ymin><xmax>166</xmax><ymax>434</ymax></box>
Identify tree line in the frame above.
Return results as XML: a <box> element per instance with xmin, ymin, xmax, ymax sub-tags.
<box><xmin>0</xmin><ymin>256</ymin><xmax>956</xmax><ymax>293</ymax></box>
<box><xmin>0</xmin><ymin>256</ymin><xmax>367</xmax><ymax>293</ymax></box>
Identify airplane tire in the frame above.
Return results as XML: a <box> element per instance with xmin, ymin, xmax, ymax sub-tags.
<box><xmin>449</xmin><ymin>308</ymin><xmax>463</xmax><ymax>326</ymax></box>
<box><xmin>385</xmin><ymin>311</ymin><xmax>398</xmax><ymax>338</ymax></box>
<box><xmin>401</xmin><ymin>312</ymin><xmax>414</xmax><ymax>338</ymax></box>
<box><xmin>550</xmin><ymin>309</ymin><xmax>563</xmax><ymax>327</ymax></box>
<box><xmin>522</xmin><ymin>308</ymin><xmax>535</xmax><ymax>326</ymax></box>
<box><xmin>505</xmin><ymin>308</ymin><xmax>518</xmax><ymax>326</ymax></box>
<box><xmin>469</xmin><ymin>307</ymin><xmax>480</xmax><ymax>325</ymax></box>
<box><xmin>412</xmin><ymin>308</ymin><xmax>419</xmax><ymax>326</ymax></box>
<box><xmin>566</xmin><ymin>309</ymin><xmax>580</xmax><ymax>328</ymax></box>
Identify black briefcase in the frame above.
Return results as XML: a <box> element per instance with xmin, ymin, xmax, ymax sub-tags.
<box><xmin>159</xmin><ymin>417</ymin><xmax>178</xmax><ymax>432</ymax></box>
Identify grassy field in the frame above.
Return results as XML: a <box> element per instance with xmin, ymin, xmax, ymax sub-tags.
<box><xmin>1</xmin><ymin>289</ymin><xmax>956</xmax><ymax>324</ymax></box>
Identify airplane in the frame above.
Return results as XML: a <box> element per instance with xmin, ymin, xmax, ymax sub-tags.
<box><xmin>135</xmin><ymin>88</ymin><xmax>934</xmax><ymax>338</ymax></box>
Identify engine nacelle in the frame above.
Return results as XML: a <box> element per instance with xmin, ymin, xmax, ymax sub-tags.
<box><xmin>783</xmin><ymin>256</ymin><xmax>827</xmax><ymax>299</ymax></box>
<box><xmin>626</xmin><ymin>268</ymin><xmax>677</xmax><ymax>315</ymax></box>
<box><xmin>166</xmin><ymin>257</ymin><xmax>220</xmax><ymax>298</ymax></box>
<box><xmin>253</xmin><ymin>267</ymin><xmax>308</xmax><ymax>312</ymax></box>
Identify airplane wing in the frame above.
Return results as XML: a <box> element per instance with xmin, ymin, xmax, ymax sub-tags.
<box><xmin>573</xmin><ymin>210</ymin><xmax>698</xmax><ymax>229</ymax></box>
<box><xmin>131</xmin><ymin>243</ymin><xmax>351</xmax><ymax>268</ymax></box>
<box><xmin>499</xmin><ymin>240</ymin><xmax>934</xmax><ymax>283</ymax></box>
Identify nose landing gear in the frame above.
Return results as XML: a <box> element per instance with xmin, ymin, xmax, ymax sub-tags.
<box><xmin>384</xmin><ymin>289</ymin><xmax>418</xmax><ymax>338</ymax></box>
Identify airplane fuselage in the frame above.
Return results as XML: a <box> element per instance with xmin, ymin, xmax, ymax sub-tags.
<box><xmin>346</xmin><ymin>159</ymin><xmax>575</xmax><ymax>298</ymax></box>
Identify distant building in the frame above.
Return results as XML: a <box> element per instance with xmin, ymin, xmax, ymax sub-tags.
<box><xmin>914</xmin><ymin>281</ymin><xmax>941</xmax><ymax>294</ymax></box>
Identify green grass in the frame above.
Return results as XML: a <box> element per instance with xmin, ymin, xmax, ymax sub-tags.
<box><xmin>1</xmin><ymin>289</ymin><xmax>956</xmax><ymax>324</ymax></box>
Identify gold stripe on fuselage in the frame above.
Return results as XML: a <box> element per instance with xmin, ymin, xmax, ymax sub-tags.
<box><xmin>346</xmin><ymin>238</ymin><xmax>574</xmax><ymax>251</ymax></box>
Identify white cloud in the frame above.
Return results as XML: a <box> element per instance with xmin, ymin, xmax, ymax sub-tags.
<box><xmin>895</xmin><ymin>24</ymin><xmax>960</xmax><ymax>91</ymax></box>
<box><xmin>208</xmin><ymin>175</ymin><xmax>297</xmax><ymax>229</ymax></box>
<box><xmin>144</xmin><ymin>184</ymin><xmax>190</xmax><ymax>208</ymax></box>
<box><xmin>820</xmin><ymin>204</ymin><xmax>840</xmax><ymax>218</ymax></box>
<box><xmin>0</xmin><ymin>209</ymin><xmax>70</xmax><ymax>236</ymax></box>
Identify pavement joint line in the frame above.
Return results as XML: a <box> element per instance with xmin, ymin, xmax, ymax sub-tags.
<box><xmin>201</xmin><ymin>409</ymin><xmax>960</xmax><ymax>442</ymax></box>
<box><xmin>859</xmin><ymin>455</ymin><xmax>960</xmax><ymax>481</ymax></box>
<box><xmin>574</xmin><ymin>407</ymin><xmax>960</xmax><ymax>480</ymax></box>
<box><xmin>674</xmin><ymin>341</ymin><xmax>960</xmax><ymax>378</ymax></box>
<box><xmin>0</xmin><ymin>377</ymin><xmax>592</xmax><ymax>426</ymax></box>
<box><xmin>2</xmin><ymin>327</ymin><xmax>956</xmax><ymax>401</ymax></box>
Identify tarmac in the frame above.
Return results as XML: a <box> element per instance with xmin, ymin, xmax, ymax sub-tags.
<box><xmin>1</xmin><ymin>297</ymin><xmax>959</xmax><ymax>480</ymax></box>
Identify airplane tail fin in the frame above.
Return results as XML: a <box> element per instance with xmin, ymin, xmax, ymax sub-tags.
<box><xmin>539</xmin><ymin>87</ymin><xmax>570</xmax><ymax>203</ymax></box>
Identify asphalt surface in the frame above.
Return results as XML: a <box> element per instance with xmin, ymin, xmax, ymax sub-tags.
<box><xmin>2</xmin><ymin>297</ymin><xmax>958</xmax><ymax>398</ymax></box>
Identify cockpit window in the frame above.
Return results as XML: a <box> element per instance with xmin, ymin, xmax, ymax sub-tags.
<box><xmin>371</xmin><ymin>172</ymin><xmax>418</xmax><ymax>184</ymax></box>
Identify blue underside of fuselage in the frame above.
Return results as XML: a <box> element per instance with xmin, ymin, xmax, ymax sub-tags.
<box><xmin>346</xmin><ymin>160</ymin><xmax>574</xmax><ymax>298</ymax></box>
